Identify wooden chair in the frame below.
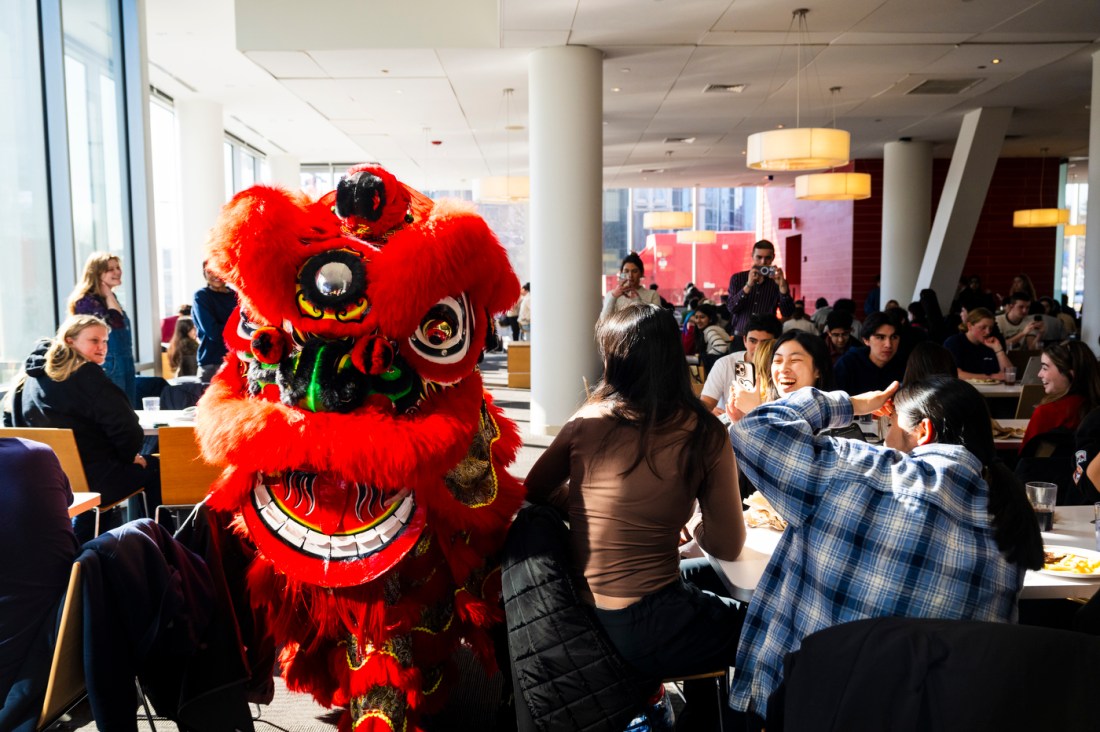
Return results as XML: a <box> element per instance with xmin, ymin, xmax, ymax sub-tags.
<box><xmin>37</xmin><ymin>564</ymin><xmax>85</xmax><ymax>730</ymax></box>
<box><xmin>156</xmin><ymin>426</ymin><xmax>222</xmax><ymax>524</ymax></box>
<box><xmin>0</xmin><ymin>427</ymin><xmax>145</xmax><ymax>536</ymax></box>
<box><xmin>1014</xmin><ymin>383</ymin><xmax>1046</xmax><ymax>419</ymax></box>
<box><xmin>0</xmin><ymin>427</ymin><xmax>88</xmax><ymax>491</ymax></box>
<box><xmin>37</xmin><ymin>563</ymin><xmax>158</xmax><ymax>731</ymax></box>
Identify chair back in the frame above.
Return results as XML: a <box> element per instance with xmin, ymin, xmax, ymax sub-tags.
<box><xmin>161</xmin><ymin>350</ymin><xmax>176</xmax><ymax>379</ymax></box>
<box><xmin>1014</xmin><ymin>384</ymin><xmax>1045</xmax><ymax>419</ymax></box>
<box><xmin>159</xmin><ymin>426</ymin><xmax>221</xmax><ymax>507</ymax></box>
<box><xmin>0</xmin><ymin>427</ymin><xmax>89</xmax><ymax>491</ymax></box>
<box><xmin>37</xmin><ymin>563</ymin><xmax>85</xmax><ymax>730</ymax></box>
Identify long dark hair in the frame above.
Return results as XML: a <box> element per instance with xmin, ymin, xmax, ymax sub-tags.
<box><xmin>590</xmin><ymin>304</ymin><xmax>725</xmax><ymax>486</ymax></box>
<box><xmin>893</xmin><ymin>376</ymin><xmax>1043</xmax><ymax>570</ymax></box>
<box><xmin>903</xmin><ymin>342</ymin><xmax>958</xmax><ymax>385</ymax></box>
<box><xmin>766</xmin><ymin>330</ymin><xmax>835</xmax><ymax>399</ymax></box>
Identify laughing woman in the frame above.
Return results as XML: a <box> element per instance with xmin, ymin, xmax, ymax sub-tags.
<box><xmin>1020</xmin><ymin>340</ymin><xmax>1100</xmax><ymax>453</ymax></box>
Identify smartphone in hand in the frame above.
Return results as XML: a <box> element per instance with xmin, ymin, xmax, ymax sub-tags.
<box><xmin>734</xmin><ymin>360</ymin><xmax>756</xmax><ymax>391</ymax></box>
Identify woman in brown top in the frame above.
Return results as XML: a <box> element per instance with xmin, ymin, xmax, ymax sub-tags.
<box><xmin>525</xmin><ymin>303</ymin><xmax>746</xmax><ymax>726</ymax></box>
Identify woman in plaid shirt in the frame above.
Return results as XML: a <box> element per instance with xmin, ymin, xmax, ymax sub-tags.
<box><xmin>728</xmin><ymin>376</ymin><xmax>1043</xmax><ymax>724</ymax></box>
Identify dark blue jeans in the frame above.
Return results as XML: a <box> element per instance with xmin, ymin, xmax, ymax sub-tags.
<box><xmin>595</xmin><ymin>579</ymin><xmax>745</xmax><ymax>729</ymax></box>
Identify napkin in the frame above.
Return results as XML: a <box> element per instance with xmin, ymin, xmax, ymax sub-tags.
<box><xmin>744</xmin><ymin>491</ymin><xmax>787</xmax><ymax>531</ymax></box>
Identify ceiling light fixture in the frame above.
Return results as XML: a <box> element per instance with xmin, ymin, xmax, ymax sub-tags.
<box><xmin>795</xmin><ymin>87</ymin><xmax>871</xmax><ymax>201</ymax></box>
<box><xmin>474</xmin><ymin>88</ymin><xmax>529</xmax><ymax>203</ymax></box>
<box><xmin>1013</xmin><ymin>148</ymin><xmax>1069</xmax><ymax>228</ymax></box>
<box><xmin>642</xmin><ymin>211</ymin><xmax>693</xmax><ymax>230</ymax></box>
<box><xmin>746</xmin><ymin>9</ymin><xmax>850</xmax><ymax>171</ymax></box>
<box><xmin>1065</xmin><ymin>223</ymin><xmax>1086</xmax><ymax>237</ymax></box>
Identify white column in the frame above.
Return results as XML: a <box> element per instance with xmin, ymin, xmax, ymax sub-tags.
<box><xmin>1081</xmin><ymin>51</ymin><xmax>1100</xmax><ymax>348</ymax></box>
<box><xmin>529</xmin><ymin>46</ymin><xmax>603</xmax><ymax>435</ymax></box>
<box><xmin>881</xmin><ymin>141</ymin><xmax>932</xmax><ymax>306</ymax></box>
<box><xmin>268</xmin><ymin>153</ymin><xmax>301</xmax><ymax>190</ymax></box>
<box><xmin>176</xmin><ymin>98</ymin><xmax>225</xmax><ymax>299</ymax></box>
<box><xmin>914</xmin><ymin>107</ymin><xmax>1011</xmax><ymax>306</ymax></box>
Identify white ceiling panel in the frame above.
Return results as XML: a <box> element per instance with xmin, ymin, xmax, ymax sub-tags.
<box><xmin>144</xmin><ymin>0</ymin><xmax>1095</xmax><ymax>188</ymax></box>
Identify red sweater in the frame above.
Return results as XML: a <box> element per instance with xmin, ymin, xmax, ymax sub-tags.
<box><xmin>1020</xmin><ymin>394</ymin><xmax>1086</xmax><ymax>453</ymax></box>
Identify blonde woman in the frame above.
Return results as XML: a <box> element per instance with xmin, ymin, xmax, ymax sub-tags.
<box><xmin>12</xmin><ymin>315</ymin><xmax>160</xmax><ymax>542</ymax></box>
<box><xmin>68</xmin><ymin>252</ymin><xmax>136</xmax><ymax>404</ymax></box>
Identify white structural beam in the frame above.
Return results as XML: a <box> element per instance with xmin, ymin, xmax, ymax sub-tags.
<box><xmin>913</xmin><ymin>108</ymin><xmax>1012</xmax><ymax>306</ymax></box>
<box><xmin>1081</xmin><ymin>51</ymin><xmax>1100</xmax><ymax>349</ymax></box>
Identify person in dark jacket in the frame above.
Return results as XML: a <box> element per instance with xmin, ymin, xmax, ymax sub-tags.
<box><xmin>15</xmin><ymin>314</ymin><xmax>161</xmax><ymax>543</ymax></box>
<box><xmin>0</xmin><ymin>438</ymin><xmax>79</xmax><ymax>731</ymax></box>
<box><xmin>193</xmin><ymin>262</ymin><xmax>238</xmax><ymax>383</ymax></box>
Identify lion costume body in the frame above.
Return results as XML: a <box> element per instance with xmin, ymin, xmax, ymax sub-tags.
<box><xmin>195</xmin><ymin>165</ymin><xmax>525</xmax><ymax>731</ymax></box>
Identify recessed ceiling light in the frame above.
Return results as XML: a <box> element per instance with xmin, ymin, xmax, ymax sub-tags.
<box><xmin>621</xmin><ymin>67</ymin><xmax>631</xmax><ymax>73</ymax></box>
<box><xmin>991</xmin><ymin>58</ymin><xmax>1002</xmax><ymax>64</ymax></box>
<box><xmin>612</xmin><ymin>87</ymin><xmax>621</xmax><ymax>92</ymax></box>
<box><xmin>777</xmin><ymin>124</ymin><xmax>785</xmax><ymax>129</ymax></box>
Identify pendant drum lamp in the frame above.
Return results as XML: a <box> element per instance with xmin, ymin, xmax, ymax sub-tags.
<box><xmin>676</xmin><ymin>230</ymin><xmax>717</xmax><ymax>244</ymax></box>
<box><xmin>1065</xmin><ymin>223</ymin><xmax>1086</xmax><ymax>237</ymax></box>
<box><xmin>746</xmin><ymin>9</ymin><xmax>850</xmax><ymax>172</ymax></box>
<box><xmin>643</xmin><ymin>211</ymin><xmax>693</xmax><ymax>230</ymax></box>
<box><xmin>795</xmin><ymin>88</ymin><xmax>870</xmax><ymax>200</ymax></box>
<box><xmin>1013</xmin><ymin>149</ymin><xmax>1069</xmax><ymax>228</ymax></box>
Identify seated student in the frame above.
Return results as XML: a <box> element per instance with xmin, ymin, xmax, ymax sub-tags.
<box><xmin>0</xmin><ymin>438</ymin><xmax>79</xmax><ymax>730</ymax></box>
<box><xmin>12</xmin><ymin>315</ymin><xmax>161</xmax><ymax>544</ymax></box>
<box><xmin>525</xmin><ymin>304</ymin><xmax>745</xmax><ymax>727</ymax></box>
<box><xmin>822</xmin><ymin>310</ymin><xmax>854</xmax><ymax>364</ymax></box>
<box><xmin>884</xmin><ymin>305</ymin><xmax>927</xmax><ymax>363</ymax></box>
<box><xmin>167</xmin><ymin>316</ymin><xmax>199</xmax><ymax>377</ymax></box>
<box><xmin>810</xmin><ymin>297</ymin><xmax>832</xmax><ymax>331</ymax></box>
<box><xmin>833</xmin><ymin>312</ymin><xmax>905</xmax><ymax>394</ymax></box>
<box><xmin>692</xmin><ymin>302</ymin><xmax>732</xmax><ymax>373</ymax></box>
<box><xmin>943</xmin><ymin>307</ymin><xmax>1012</xmax><ymax>380</ymax></box>
<box><xmin>997</xmin><ymin>292</ymin><xmax>1044</xmax><ymax>351</ymax></box>
<box><xmin>902</xmin><ymin>341</ymin><xmax>958</xmax><ymax>385</ymax></box>
<box><xmin>727</xmin><ymin>376</ymin><xmax>1043</xmax><ymax>724</ymax></box>
<box><xmin>1020</xmin><ymin>341</ymin><xmax>1100</xmax><ymax>453</ymax></box>
<box><xmin>700</xmin><ymin>314</ymin><xmax>782</xmax><ymax>415</ymax></box>
<box><xmin>782</xmin><ymin>301</ymin><xmax>817</xmax><ymax>334</ymax></box>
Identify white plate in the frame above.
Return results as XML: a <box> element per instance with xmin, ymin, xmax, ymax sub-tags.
<box><xmin>1039</xmin><ymin>545</ymin><xmax>1100</xmax><ymax>579</ymax></box>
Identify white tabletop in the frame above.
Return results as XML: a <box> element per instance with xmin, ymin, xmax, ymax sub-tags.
<box><xmin>971</xmin><ymin>382</ymin><xmax>1023</xmax><ymax>397</ymax></box>
<box><xmin>708</xmin><ymin>504</ymin><xmax>1100</xmax><ymax>603</ymax></box>
<box><xmin>136</xmin><ymin>409</ymin><xmax>196</xmax><ymax>435</ymax></box>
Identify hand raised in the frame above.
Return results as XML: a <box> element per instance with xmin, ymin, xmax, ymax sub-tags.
<box><xmin>851</xmin><ymin>381</ymin><xmax>900</xmax><ymax>416</ymax></box>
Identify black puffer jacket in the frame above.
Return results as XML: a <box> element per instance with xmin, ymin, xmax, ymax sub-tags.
<box><xmin>502</xmin><ymin>504</ymin><xmax>649</xmax><ymax>732</ymax></box>
<box><xmin>16</xmin><ymin>339</ymin><xmax>143</xmax><ymax>478</ymax></box>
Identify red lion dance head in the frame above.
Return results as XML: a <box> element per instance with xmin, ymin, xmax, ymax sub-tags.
<box><xmin>195</xmin><ymin>165</ymin><xmax>524</xmax><ymax>731</ymax></box>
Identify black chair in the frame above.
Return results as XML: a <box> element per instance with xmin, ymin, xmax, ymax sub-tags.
<box><xmin>774</xmin><ymin>617</ymin><xmax>1100</xmax><ymax>732</ymax></box>
<box><xmin>1014</xmin><ymin>428</ymin><xmax>1080</xmax><ymax>504</ymax></box>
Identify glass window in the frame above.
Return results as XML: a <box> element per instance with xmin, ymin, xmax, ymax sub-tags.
<box><xmin>61</xmin><ymin>0</ymin><xmax>129</xmax><ymax>290</ymax></box>
<box><xmin>0</xmin><ymin>1</ymin><xmax>56</xmax><ymax>383</ymax></box>
<box><xmin>150</xmin><ymin>95</ymin><xmax>183</xmax><ymax>318</ymax></box>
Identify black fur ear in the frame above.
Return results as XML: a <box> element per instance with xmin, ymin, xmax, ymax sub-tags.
<box><xmin>336</xmin><ymin>171</ymin><xmax>387</xmax><ymax>222</ymax></box>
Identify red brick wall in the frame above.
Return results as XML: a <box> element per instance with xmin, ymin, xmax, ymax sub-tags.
<box><xmin>762</xmin><ymin>186</ymin><xmax>854</xmax><ymax>314</ymax></box>
<box><xmin>849</xmin><ymin>156</ymin><xmax>1060</xmax><ymax>315</ymax></box>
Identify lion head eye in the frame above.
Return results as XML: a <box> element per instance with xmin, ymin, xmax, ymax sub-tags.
<box><xmin>316</xmin><ymin>261</ymin><xmax>354</xmax><ymax>298</ymax></box>
<box><xmin>408</xmin><ymin>295</ymin><xmax>471</xmax><ymax>364</ymax></box>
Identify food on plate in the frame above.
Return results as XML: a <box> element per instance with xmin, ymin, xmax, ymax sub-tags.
<box><xmin>1043</xmin><ymin>550</ymin><xmax>1100</xmax><ymax>574</ymax></box>
<box><xmin>744</xmin><ymin>491</ymin><xmax>787</xmax><ymax>531</ymax></box>
<box><xmin>967</xmin><ymin>378</ymin><xmax>1000</xmax><ymax>385</ymax></box>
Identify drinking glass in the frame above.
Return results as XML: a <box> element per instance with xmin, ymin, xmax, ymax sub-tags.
<box><xmin>1025</xmin><ymin>482</ymin><xmax>1057</xmax><ymax>532</ymax></box>
<box><xmin>141</xmin><ymin>396</ymin><xmax>161</xmax><ymax>412</ymax></box>
<box><xmin>1004</xmin><ymin>366</ymin><xmax>1017</xmax><ymax>385</ymax></box>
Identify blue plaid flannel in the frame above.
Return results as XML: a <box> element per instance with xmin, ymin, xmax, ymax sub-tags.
<box><xmin>728</xmin><ymin>388</ymin><xmax>1025</xmax><ymax>717</ymax></box>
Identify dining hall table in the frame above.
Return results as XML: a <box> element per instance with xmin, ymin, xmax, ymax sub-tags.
<box><xmin>69</xmin><ymin>491</ymin><xmax>101</xmax><ymax>518</ymax></box>
<box><xmin>707</xmin><ymin>504</ymin><xmax>1100</xmax><ymax>604</ymax></box>
<box><xmin>136</xmin><ymin>409</ymin><xmax>196</xmax><ymax>436</ymax></box>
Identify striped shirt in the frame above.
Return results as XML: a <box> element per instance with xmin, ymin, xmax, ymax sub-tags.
<box><xmin>728</xmin><ymin>388</ymin><xmax>1024</xmax><ymax>717</ymax></box>
<box><xmin>726</xmin><ymin>270</ymin><xmax>794</xmax><ymax>336</ymax></box>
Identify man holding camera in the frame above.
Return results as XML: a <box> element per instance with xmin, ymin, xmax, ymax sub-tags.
<box><xmin>726</xmin><ymin>240</ymin><xmax>794</xmax><ymax>348</ymax></box>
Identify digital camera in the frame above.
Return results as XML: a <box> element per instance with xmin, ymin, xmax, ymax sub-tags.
<box><xmin>757</xmin><ymin>265</ymin><xmax>775</xmax><ymax>277</ymax></box>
